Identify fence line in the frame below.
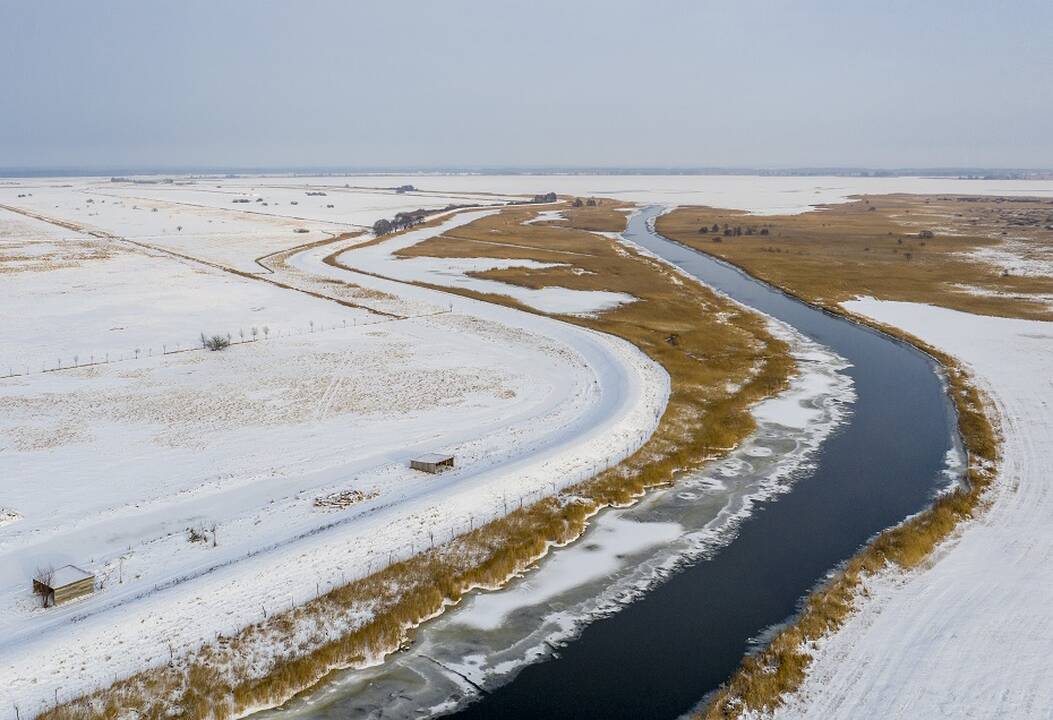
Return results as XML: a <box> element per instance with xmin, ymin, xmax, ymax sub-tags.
<box><xmin>2</xmin><ymin>308</ymin><xmax>453</xmax><ymax>380</ymax></box>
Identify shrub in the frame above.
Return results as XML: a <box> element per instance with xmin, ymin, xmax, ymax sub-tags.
<box><xmin>201</xmin><ymin>334</ymin><xmax>230</xmax><ymax>351</ymax></box>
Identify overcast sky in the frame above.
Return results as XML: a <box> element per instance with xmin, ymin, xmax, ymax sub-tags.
<box><xmin>2</xmin><ymin>0</ymin><xmax>1050</xmax><ymax>170</ymax></box>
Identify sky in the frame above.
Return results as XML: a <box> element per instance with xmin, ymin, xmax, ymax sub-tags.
<box><xmin>1</xmin><ymin>0</ymin><xmax>1051</xmax><ymax>171</ymax></box>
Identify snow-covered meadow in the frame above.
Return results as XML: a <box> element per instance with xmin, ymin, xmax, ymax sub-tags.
<box><xmin>218</xmin><ymin>174</ymin><xmax>1053</xmax><ymax>215</ymax></box>
<box><xmin>0</xmin><ymin>178</ymin><xmax>666</xmax><ymax>718</ymax></box>
<box><xmin>772</xmin><ymin>299</ymin><xmax>1053</xmax><ymax>720</ymax></box>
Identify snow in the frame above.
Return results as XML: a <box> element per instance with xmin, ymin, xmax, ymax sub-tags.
<box><xmin>773</xmin><ymin>298</ymin><xmax>1053</xmax><ymax>720</ymax></box>
<box><xmin>232</xmin><ymin>175</ymin><xmax>1053</xmax><ymax>216</ymax></box>
<box><xmin>455</xmin><ymin>514</ymin><xmax>684</xmax><ymax>631</ymax></box>
<box><xmin>48</xmin><ymin>565</ymin><xmax>93</xmax><ymax>588</ymax></box>
<box><xmin>0</xmin><ymin>182</ymin><xmax>668</xmax><ymax>718</ymax></box>
<box><xmin>0</xmin><ymin>179</ymin><xmax>516</xmax><ymax>274</ymax></box>
<box><xmin>92</xmin><ymin>180</ymin><xmax>514</xmax><ymax>229</ymax></box>
<box><xmin>329</xmin><ymin>209</ymin><xmax>637</xmax><ymax>316</ymax></box>
<box><xmin>751</xmin><ymin>355</ymin><xmax>847</xmax><ymax>430</ymax></box>
<box><xmin>966</xmin><ymin>242</ymin><xmax>1053</xmax><ymax>279</ymax></box>
<box><xmin>523</xmin><ymin>209</ymin><xmax>565</xmax><ymax>224</ymax></box>
<box><xmin>0</xmin><ymin>240</ymin><xmax>358</xmax><ymax>372</ymax></box>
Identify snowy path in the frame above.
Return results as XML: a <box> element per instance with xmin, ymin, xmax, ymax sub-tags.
<box><xmin>776</xmin><ymin>299</ymin><xmax>1053</xmax><ymax>720</ymax></box>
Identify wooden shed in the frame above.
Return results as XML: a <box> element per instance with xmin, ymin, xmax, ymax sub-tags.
<box><xmin>34</xmin><ymin>565</ymin><xmax>95</xmax><ymax>607</ymax></box>
<box><xmin>410</xmin><ymin>453</ymin><xmax>455</xmax><ymax>474</ymax></box>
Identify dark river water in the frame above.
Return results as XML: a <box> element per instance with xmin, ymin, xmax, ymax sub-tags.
<box><xmin>262</xmin><ymin>207</ymin><xmax>959</xmax><ymax>720</ymax></box>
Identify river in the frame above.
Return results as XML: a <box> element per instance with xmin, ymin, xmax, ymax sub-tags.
<box><xmin>254</xmin><ymin>206</ymin><xmax>961</xmax><ymax>720</ymax></box>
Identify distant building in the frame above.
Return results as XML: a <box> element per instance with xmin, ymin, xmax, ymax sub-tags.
<box><xmin>34</xmin><ymin>565</ymin><xmax>94</xmax><ymax>607</ymax></box>
<box><xmin>533</xmin><ymin>192</ymin><xmax>558</xmax><ymax>203</ymax></box>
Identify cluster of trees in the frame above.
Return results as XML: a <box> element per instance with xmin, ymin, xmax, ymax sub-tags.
<box><xmin>572</xmin><ymin>198</ymin><xmax>598</xmax><ymax>207</ymax></box>
<box><xmin>373</xmin><ymin>208</ymin><xmax>431</xmax><ymax>236</ymax></box>
<box><xmin>698</xmin><ymin>223</ymin><xmax>770</xmax><ymax>237</ymax></box>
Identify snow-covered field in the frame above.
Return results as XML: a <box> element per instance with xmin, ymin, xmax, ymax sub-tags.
<box><xmin>4</xmin><ymin>174</ymin><xmax>1052</xmax><ymax>719</ymax></box>
<box><xmin>214</xmin><ymin>174</ymin><xmax>1053</xmax><ymax>215</ymax></box>
<box><xmin>0</xmin><ymin>180</ymin><xmax>667</xmax><ymax>718</ymax></box>
<box><xmin>774</xmin><ymin>298</ymin><xmax>1053</xmax><ymax>720</ymax></box>
<box><xmin>0</xmin><ymin>178</ymin><xmax>518</xmax><ymax>273</ymax></box>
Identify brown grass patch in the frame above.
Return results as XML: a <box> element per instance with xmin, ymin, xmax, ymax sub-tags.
<box><xmin>658</xmin><ymin>194</ymin><xmax>1053</xmax><ymax>321</ymax></box>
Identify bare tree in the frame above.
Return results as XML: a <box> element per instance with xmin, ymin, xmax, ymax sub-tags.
<box><xmin>33</xmin><ymin>566</ymin><xmax>55</xmax><ymax>608</ymax></box>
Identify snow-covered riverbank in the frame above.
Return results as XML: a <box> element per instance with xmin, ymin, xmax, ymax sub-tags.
<box><xmin>774</xmin><ymin>298</ymin><xmax>1053</xmax><ymax>719</ymax></box>
<box><xmin>249</xmin><ymin>323</ymin><xmax>856</xmax><ymax>719</ymax></box>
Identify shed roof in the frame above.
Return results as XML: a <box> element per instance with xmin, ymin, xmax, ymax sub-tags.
<box><xmin>50</xmin><ymin>565</ymin><xmax>94</xmax><ymax>588</ymax></box>
<box><xmin>413</xmin><ymin>453</ymin><xmax>453</xmax><ymax>464</ymax></box>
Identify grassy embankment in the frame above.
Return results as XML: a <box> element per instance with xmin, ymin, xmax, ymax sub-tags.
<box><xmin>661</xmin><ymin>194</ymin><xmax>1053</xmax><ymax>321</ymax></box>
<box><xmin>42</xmin><ymin>200</ymin><xmax>794</xmax><ymax>720</ymax></box>
<box><xmin>655</xmin><ymin>195</ymin><xmax>1048</xmax><ymax>717</ymax></box>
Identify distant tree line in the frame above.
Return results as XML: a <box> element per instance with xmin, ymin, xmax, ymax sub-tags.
<box><xmin>371</xmin><ymin>204</ymin><xmax>471</xmax><ymax>236</ymax></box>
<box><xmin>699</xmin><ymin>222</ymin><xmax>770</xmax><ymax>237</ymax></box>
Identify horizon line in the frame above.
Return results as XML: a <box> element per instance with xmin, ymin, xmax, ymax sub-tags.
<box><xmin>3</xmin><ymin>165</ymin><xmax>1053</xmax><ymax>180</ymax></box>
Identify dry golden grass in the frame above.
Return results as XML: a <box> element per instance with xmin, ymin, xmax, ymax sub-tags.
<box><xmin>42</xmin><ymin>201</ymin><xmax>795</xmax><ymax>720</ymax></box>
<box><xmin>658</xmin><ymin>194</ymin><xmax>1053</xmax><ymax>321</ymax></box>
<box><xmin>653</xmin><ymin>197</ymin><xmax>1008</xmax><ymax>719</ymax></box>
